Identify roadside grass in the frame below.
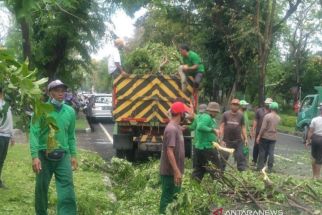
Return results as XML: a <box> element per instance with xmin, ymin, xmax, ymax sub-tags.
<box><xmin>0</xmin><ymin>144</ymin><xmax>108</xmax><ymax>215</ymax></box>
<box><xmin>248</xmin><ymin>111</ymin><xmax>298</xmax><ymax>134</ymax></box>
<box><xmin>76</xmin><ymin>115</ymin><xmax>89</xmax><ymax>131</ymax></box>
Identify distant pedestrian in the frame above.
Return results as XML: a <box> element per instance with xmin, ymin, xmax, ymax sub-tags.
<box><xmin>306</xmin><ymin>103</ymin><xmax>322</xmax><ymax>179</ymax></box>
<box><xmin>256</xmin><ymin>102</ymin><xmax>280</xmax><ymax>172</ymax></box>
<box><xmin>192</xmin><ymin>102</ymin><xmax>222</xmax><ymax>182</ymax></box>
<box><xmin>0</xmin><ymin>87</ymin><xmax>15</xmax><ymax>188</ymax></box>
<box><xmin>29</xmin><ymin>80</ymin><xmax>78</xmax><ymax>215</ymax></box>
<box><xmin>251</xmin><ymin>98</ymin><xmax>272</xmax><ymax>166</ymax></box>
<box><xmin>160</xmin><ymin>102</ymin><xmax>188</xmax><ymax>214</ymax></box>
<box><xmin>107</xmin><ymin>38</ymin><xmax>128</xmax><ymax>79</ymax></box>
<box><xmin>84</xmin><ymin>95</ymin><xmax>95</xmax><ymax>132</ymax></box>
<box><xmin>219</xmin><ymin>99</ymin><xmax>248</xmax><ymax>171</ymax></box>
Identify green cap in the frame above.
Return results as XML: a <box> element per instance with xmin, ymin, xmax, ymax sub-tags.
<box><xmin>269</xmin><ymin>102</ymin><xmax>279</xmax><ymax>110</ymax></box>
<box><xmin>240</xmin><ymin>100</ymin><xmax>249</xmax><ymax>106</ymax></box>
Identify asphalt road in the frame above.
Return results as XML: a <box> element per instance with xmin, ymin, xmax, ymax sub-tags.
<box><xmin>77</xmin><ymin>122</ymin><xmax>313</xmax><ymax>177</ymax></box>
<box><xmin>77</xmin><ymin>122</ymin><xmax>115</xmax><ymax>160</ymax></box>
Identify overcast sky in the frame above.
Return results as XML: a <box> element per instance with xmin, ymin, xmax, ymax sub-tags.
<box><xmin>92</xmin><ymin>8</ymin><xmax>147</xmax><ymax>60</ymax></box>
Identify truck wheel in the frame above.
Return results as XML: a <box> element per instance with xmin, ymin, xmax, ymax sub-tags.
<box><xmin>116</xmin><ymin>149</ymin><xmax>135</xmax><ymax>161</ymax></box>
<box><xmin>116</xmin><ymin>149</ymin><xmax>126</xmax><ymax>159</ymax></box>
<box><xmin>303</xmin><ymin>125</ymin><xmax>309</xmax><ymax>144</ymax></box>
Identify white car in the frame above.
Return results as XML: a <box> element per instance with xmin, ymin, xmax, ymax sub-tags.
<box><xmin>91</xmin><ymin>93</ymin><xmax>113</xmax><ymax>120</ymax></box>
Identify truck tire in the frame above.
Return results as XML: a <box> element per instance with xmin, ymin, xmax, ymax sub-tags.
<box><xmin>303</xmin><ymin>125</ymin><xmax>309</xmax><ymax>144</ymax></box>
<box><xmin>116</xmin><ymin>149</ymin><xmax>135</xmax><ymax>161</ymax></box>
<box><xmin>116</xmin><ymin>149</ymin><xmax>127</xmax><ymax>159</ymax></box>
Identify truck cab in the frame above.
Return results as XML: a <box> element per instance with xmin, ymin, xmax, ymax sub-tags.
<box><xmin>296</xmin><ymin>86</ymin><xmax>322</xmax><ymax>142</ymax></box>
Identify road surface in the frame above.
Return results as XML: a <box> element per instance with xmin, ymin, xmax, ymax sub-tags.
<box><xmin>77</xmin><ymin>122</ymin><xmax>312</xmax><ymax>177</ymax></box>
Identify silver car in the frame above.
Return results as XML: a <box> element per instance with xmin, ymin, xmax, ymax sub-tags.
<box><xmin>91</xmin><ymin>93</ymin><xmax>113</xmax><ymax>120</ymax></box>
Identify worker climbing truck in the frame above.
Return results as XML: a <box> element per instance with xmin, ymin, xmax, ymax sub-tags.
<box><xmin>112</xmin><ymin>74</ymin><xmax>195</xmax><ymax>161</ymax></box>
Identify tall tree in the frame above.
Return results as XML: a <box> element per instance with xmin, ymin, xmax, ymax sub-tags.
<box><xmin>255</xmin><ymin>0</ymin><xmax>302</xmax><ymax>106</ymax></box>
<box><xmin>3</xmin><ymin>0</ymin><xmax>106</xmax><ymax>85</ymax></box>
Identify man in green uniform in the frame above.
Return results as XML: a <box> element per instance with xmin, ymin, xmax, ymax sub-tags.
<box><xmin>192</xmin><ymin>102</ymin><xmax>222</xmax><ymax>182</ymax></box>
<box><xmin>29</xmin><ymin>80</ymin><xmax>77</xmax><ymax>215</ymax></box>
<box><xmin>179</xmin><ymin>44</ymin><xmax>205</xmax><ymax>89</ymax></box>
<box><xmin>186</xmin><ymin>104</ymin><xmax>207</xmax><ymax>168</ymax></box>
<box><xmin>240</xmin><ymin>100</ymin><xmax>251</xmax><ymax>163</ymax></box>
<box><xmin>240</xmin><ymin>100</ymin><xmax>251</xmax><ymax>138</ymax></box>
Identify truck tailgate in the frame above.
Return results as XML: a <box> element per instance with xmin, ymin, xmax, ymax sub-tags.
<box><xmin>113</xmin><ymin>74</ymin><xmax>194</xmax><ymax>123</ymax></box>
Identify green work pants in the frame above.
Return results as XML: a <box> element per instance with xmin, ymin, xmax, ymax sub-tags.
<box><xmin>159</xmin><ymin>175</ymin><xmax>181</xmax><ymax>214</ymax></box>
<box><xmin>35</xmin><ymin>151</ymin><xmax>77</xmax><ymax>215</ymax></box>
<box><xmin>0</xmin><ymin>136</ymin><xmax>10</xmax><ymax>183</ymax></box>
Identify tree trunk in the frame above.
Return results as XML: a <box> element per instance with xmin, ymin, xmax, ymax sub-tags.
<box><xmin>19</xmin><ymin>17</ymin><xmax>32</xmax><ymax>63</ymax></box>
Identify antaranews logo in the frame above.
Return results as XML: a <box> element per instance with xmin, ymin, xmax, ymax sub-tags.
<box><xmin>211</xmin><ymin>208</ymin><xmax>284</xmax><ymax>215</ymax></box>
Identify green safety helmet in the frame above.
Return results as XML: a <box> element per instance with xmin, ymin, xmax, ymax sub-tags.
<box><xmin>269</xmin><ymin>102</ymin><xmax>279</xmax><ymax>110</ymax></box>
<box><xmin>240</xmin><ymin>100</ymin><xmax>249</xmax><ymax>107</ymax></box>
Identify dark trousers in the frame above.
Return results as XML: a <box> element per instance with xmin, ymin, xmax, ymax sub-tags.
<box><xmin>221</xmin><ymin>140</ymin><xmax>247</xmax><ymax>171</ymax></box>
<box><xmin>194</xmin><ymin>72</ymin><xmax>203</xmax><ymax>88</ymax></box>
<box><xmin>252</xmin><ymin>133</ymin><xmax>260</xmax><ymax>163</ymax></box>
<box><xmin>0</xmin><ymin>136</ymin><xmax>10</xmax><ymax>183</ymax></box>
<box><xmin>192</xmin><ymin>146</ymin><xmax>197</xmax><ymax>168</ymax></box>
<box><xmin>86</xmin><ymin>115</ymin><xmax>95</xmax><ymax>132</ymax></box>
<box><xmin>257</xmin><ymin>138</ymin><xmax>276</xmax><ymax>171</ymax></box>
<box><xmin>192</xmin><ymin>148</ymin><xmax>222</xmax><ymax>181</ymax></box>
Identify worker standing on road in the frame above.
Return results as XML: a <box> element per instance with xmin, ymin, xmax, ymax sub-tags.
<box><xmin>107</xmin><ymin>38</ymin><xmax>128</xmax><ymax>78</ymax></box>
<box><xmin>219</xmin><ymin>99</ymin><xmax>248</xmax><ymax>171</ymax></box>
<box><xmin>160</xmin><ymin>102</ymin><xmax>188</xmax><ymax>214</ymax></box>
<box><xmin>306</xmin><ymin>103</ymin><xmax>322</xmax><ymax>179</ymax></box>
<box><xmin>0</xmin><ymin>86</ymin><xmax>15</xmax><ymax>189</ymax></box>
<box><xmin>178</xmin><ymin>44</ymin><xmax>205</xmax><ymax>90</ymax></box>
<box><xmin>192</xmin><ymin>102</ymin><xmax>222</xmax><ymax>182</ymax></box>
<box><xmin>256</xmin><ymin>102</ymin><xmax>281</xmax><ymax>172</ymax></box>
<box><xmin>29</xmin><ymin>80</ymin><xmax>78</xmax><ymax>215</ymax></box>
<box><xmin>251</xmin><ymin>98</ymin><xmax>273</xmax><ymax>166</ymax></box>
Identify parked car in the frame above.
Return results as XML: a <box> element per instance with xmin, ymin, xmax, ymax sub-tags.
<box><xmin>91</xmin><ymin>93</ymin><xmax>113</xmax><ymax>121</ymax></box>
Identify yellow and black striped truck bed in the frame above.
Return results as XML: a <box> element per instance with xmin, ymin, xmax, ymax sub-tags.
<box><xmin>113</xmin><ymin>74</ymin><xmax>194</xmax><ymax>124</ymax></box>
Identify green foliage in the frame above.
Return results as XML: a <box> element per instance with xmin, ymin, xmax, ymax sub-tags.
<box><xmin>100</xmin><ymin>157</ymin><xmax>322</xmax><ymax>214</ymax></box>
<box><xmin>4</xmin><ymin>0</ymin><xmax>106</xmax><ymax>88</ymax></box>
<box><xmin>0</xmin><ymin>48</ymin><xmax>50</xmax><ymax>131</ymax></box>
<box><xmin>124</xmin><ymin>42</ymin><xmax>181</xmax><ymax>75</ymax></box>
<box><xmin>301</xmin><ymin>56</ymin><xmax>322</xmax><ymax>96</ymax></box>
<box><xmin>280</xmin><ymin>114</ymin><xmax>297</xmax><ymax>128</ymax></box>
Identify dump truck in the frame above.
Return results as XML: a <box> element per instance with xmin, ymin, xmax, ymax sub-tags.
<box><xmin>112</xmin><ymin>74</ymin><xmax>195</xmax><ymax>161</ymax></box>
<box><xmin>296</xmin><ymin>86</ymin><xmax>322</xmax><ymax>142</ymax></box>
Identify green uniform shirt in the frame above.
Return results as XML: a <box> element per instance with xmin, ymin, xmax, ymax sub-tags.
<box><xmin>29</xmin><ymin>104</ymin><xmax>77</xmax><ymax>158</ymax></box>
<box><xmin>195</xmin><ymin>113</ymin><xmax>217</xmax><ymax>149</ymax></box>
<box><xmin>243</xmin><ymin>111</ymin><xmax>250</xmax><ymax>136</ymax></box>
<box><xmin>188</xmin><ymin>113</ymin><xmax>201</xmax><ymax>145</ymax></box>
<box><xmin>182</xmin><ymin>51</ymin><xmax>205</xmax><ymax>74</ymax></box>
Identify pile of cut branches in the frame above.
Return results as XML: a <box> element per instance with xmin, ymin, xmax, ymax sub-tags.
<box><xmin>206</xmin><ymin>163</ymin><xmax>322</xmax><ymax>214</ymax></box>
<box><xmin>124</xmin><ymin>42</ymin><xmax>181</xmax><ymax>75</ymax></box>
